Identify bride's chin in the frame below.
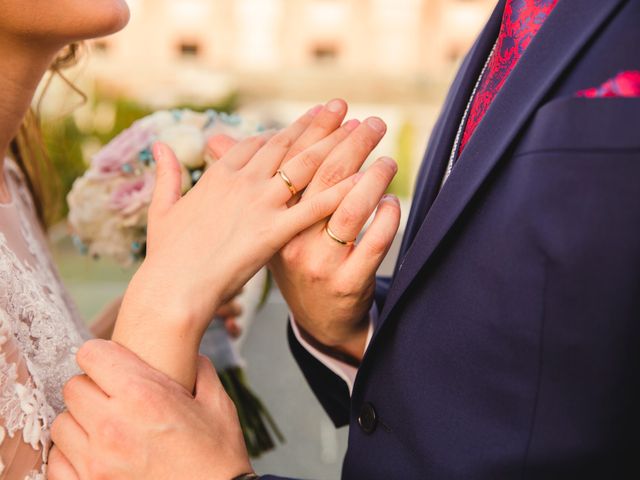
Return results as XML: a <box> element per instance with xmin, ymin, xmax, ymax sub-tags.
<box><xmin>87</xmin><ymin>1</ymin><xmax>130</xmax><ymax>38</ymax></box>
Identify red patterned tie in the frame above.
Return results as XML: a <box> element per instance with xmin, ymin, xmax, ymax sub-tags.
<box><xmin>458</xmin><ymin>0</ymin><xmax>560</xmax><ymax>154</ymax></box>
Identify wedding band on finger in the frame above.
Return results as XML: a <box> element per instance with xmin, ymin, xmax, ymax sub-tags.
<box><xmin>325</xmin><ymin>223</ymin><xmax>356</xmax><ymax>247</ymax></box>
<box><xmin>276</xmin><ymin>169</ymin><xmax>298</xmax><ymax>198</ymax></box>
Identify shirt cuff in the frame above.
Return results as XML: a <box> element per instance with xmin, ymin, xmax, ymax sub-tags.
<box><xmin>289</xmin><ymin>307</ymin><xmax>376</xmax><ymax>394</ymax></box>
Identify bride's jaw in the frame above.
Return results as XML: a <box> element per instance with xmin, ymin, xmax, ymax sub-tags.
<box><xmin>0</xmin><ymin>0</ymin><xmax>130</xmax><ymax>47</ymax></box>
<box><xmin>0</xmin><ymin>0</ymin><xmax>129</xmax><ymax>172</ymax></box>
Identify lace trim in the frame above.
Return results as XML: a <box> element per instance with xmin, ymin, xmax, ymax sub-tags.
<box><xmin>0</xmin><ymin>312</ymin><xmax>51</xmax><ymax>478</ymax></box>
<box><xmin>0</xmin><ymin>159</ymin><xmax>88</xmax><ymax>478</ymax></box>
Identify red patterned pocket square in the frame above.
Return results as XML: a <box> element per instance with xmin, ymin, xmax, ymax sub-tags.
<box><xmin>576</xmin><ymin>71</ymin><xmax>640</xmax><ymax>98</ymax></box>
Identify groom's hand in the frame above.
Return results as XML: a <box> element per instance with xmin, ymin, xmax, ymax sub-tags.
<box><xmin>209</xmin><ymin>100</ymin><xmax>400</xmax><ymax>361</ymax></box>
<box><xmin>270</xmin><ymin>160</ymin><xmax>400</xmax><ymax>362</ymax></box>
<box><xmin>49</xmin><ymin>340</ymin><xmax>252</xmax><ymax>480</ymax></box>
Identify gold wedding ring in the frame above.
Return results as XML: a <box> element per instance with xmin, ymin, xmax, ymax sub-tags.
<box><xmin>276</xmin><ymin>169</ymin><xmax>298</xmax><ymax>197</ymax></box>
<box><xmin>325</xmin><ymin>223</ymin><xmax>355</xmax><ymax>247</ymax></box>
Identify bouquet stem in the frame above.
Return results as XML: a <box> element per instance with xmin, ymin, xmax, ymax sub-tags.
<box><xmin>218</xmin><ymin>367</ymin><xmax>285</xmax><ymax>458</ymax></box>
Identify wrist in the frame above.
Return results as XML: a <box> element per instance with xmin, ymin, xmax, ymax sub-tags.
<box><xmin>294</xmin><ymin>314</ymin><xmax>369</xmax><ymax>363</ymax></box>
<box><xmin>127</xmin><ymin>259</ymin><xmax>223</xmax><ymax>334</ymax></box>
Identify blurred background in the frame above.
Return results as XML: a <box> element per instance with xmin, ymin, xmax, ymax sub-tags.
<box><xmin>43</xmin><ymin>0</ymin><xmax>494</xmax><ymax>477</ymax></box>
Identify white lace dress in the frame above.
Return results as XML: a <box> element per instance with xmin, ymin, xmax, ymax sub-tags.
<box><xmin>0</xmin><ymin>159</ymin><xmax>91</xmax><ymax>479</ymax></box>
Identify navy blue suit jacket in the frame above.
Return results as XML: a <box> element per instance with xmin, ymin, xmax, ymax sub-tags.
<box><xmin>266</xmin><ymin>0</ymin><xmax>640</xmax><ymax>478</ymax></box>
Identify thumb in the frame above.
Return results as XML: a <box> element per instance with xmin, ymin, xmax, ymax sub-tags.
<box><xmin>207</xmin><ymin>134</ymin><xmax>238</xmax><ymax>161</ymax></box>
<box><xmin>194</xmin><ymin>355</ymin><xmax>225</xmax><ymax>405</ymax></box>
<box><xmin>150</xmin><ymin>142</ymin><xmax>182</xmax><ymax>216</ymax></box>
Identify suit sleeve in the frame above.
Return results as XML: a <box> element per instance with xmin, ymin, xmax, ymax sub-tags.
<box><xmin>287</xmin><ymin>277</ymin><xmax>392</xmax><ymax>427</ymax></box>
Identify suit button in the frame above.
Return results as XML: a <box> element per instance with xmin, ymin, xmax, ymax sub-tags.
<box><xmin>358</xmin><ymin>402</ymin><xmax>378</xmax><ymax>434</ymax></box>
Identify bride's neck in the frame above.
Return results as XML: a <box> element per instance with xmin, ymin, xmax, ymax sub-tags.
<box><xmin>0</xmin><ymin>36</ymin><xmax>57</xmax><ymax>200</ymax></box>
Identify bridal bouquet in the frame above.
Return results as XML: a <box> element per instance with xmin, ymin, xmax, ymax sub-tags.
<box><xmin>67</xmin><ymin>109</ymin><xmax>282</xmax><ymax>457</ymax></box>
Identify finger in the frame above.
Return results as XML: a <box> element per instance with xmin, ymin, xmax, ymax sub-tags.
<box><xmin>76</xmin><ymin>340</ymin><xmax>159</xmax><ymax>397</ymax></box>
<box><xmin>327</xmin><ymin>156</ymin><xmax>397</xmax><ymax>245</ymax></box>
<box><xmin>194</xmin><ymin>355</ymin><xmax>225</xmax><ymax>406</ymax></box>
<box><xmin>48</xmin><ymin>446</ymin><xmax>81</xmax><ymax>480</ymax></box>
<box><xmin>282</xmin><ymin>99</ymin><xmax>349</xmax><ymax>164</ymax></box>
<box><xmin>206</xmin><ymin>134</ymin><xmax>238</xmax><ymax>161</ymax></box>
<box><xmin>63</xmin><ymin>375</ymin><xmax>109</xmax><ymax>432</ymax></box>
<box><xmin>218</xmin><ymin>134</ymin><xmax>268</xmax><ymax>170</ymax></box>
<box><xmin>346</xmin><ymin>195</ymin><xmax>401</xmax><ymax>281</ymax></box>
<box><xmin>245</xmin><ymin>105</ymin><xmax>327</xmax><ymax>176</ymax></box>
<box><xmin>224</xmin><ymin>317</ymin><xmax>242</xmax><ymax>338</ymax></box>
<box><xmin>50</xmin><ymin>411</ymin><xmax>89</xmax><ymax>477</ymax></box>
<box><xmin>150</xmin><ymin>143</ymin><xmax>182</xmax><ymax>217</ymax></box>
<box><xmin>270</xmin><ymin>119</ymin><xmax>361</xmax><ymax>204</ymax></box>
<box><xmin>303</xmin><ymin>117</ymin><xmax>387</xmax><ymax>199</ymax></box>
<box><xmin>279</xmin><ymin>174</ymin><xmax>359</xmax><ymax>241</ymax></box>
<box><xmin>215</xmin><ymin>301</ymin><xmax>243</xmax><ymax>319</ymax></box>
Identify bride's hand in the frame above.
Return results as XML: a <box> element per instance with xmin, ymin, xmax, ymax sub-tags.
<box><xmin>114</xmin><ymin>106</ymin><xmax>361</xmax><ymax>387</ymax></box>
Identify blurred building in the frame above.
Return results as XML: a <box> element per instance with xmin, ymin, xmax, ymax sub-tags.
<box><xmin>51</xmin><ymin>0</ymin><xmax>494</xmax><ymax>198</ymax></box>
<box><xmin>88</xmin><ymin>0</ymin><xmax>494</xmax><ymax>106</ymax></box>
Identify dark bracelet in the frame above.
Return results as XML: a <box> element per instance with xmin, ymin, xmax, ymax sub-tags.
<box><xmin>295</xmin><ymin>321</ymin><xmax>362</xmax><ymax>368</ymax></box>
<box><xmin>232</xmin><ymin>474</ymin><xmax>260</xmax><ymax>480</ymax></box>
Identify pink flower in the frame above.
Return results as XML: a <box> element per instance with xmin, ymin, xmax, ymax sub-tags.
<box><xmin>109</xmin><ymin>172</ymin><xmax>155</xmax><ymax>217</ymax></box>
<box><xmin>89</xmin><ymin>122</ymin><xmax>156</xmax><ymax>179</ymax></box>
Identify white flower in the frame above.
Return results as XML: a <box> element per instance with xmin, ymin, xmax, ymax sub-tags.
<box><xmin>136</xmin><ymin>110</ymin><xmax>176</xmax><ymax>131</ymax></box>
<box><xmin>180</xmin><ymin>110</ymin><xmax>210</xmax><ymax>130</ymax></box>
<box><xmin>67</xmin><ymin>175</ymin><xmax>147</xmax><ymax>265</ymax></box>
<box><xmin>67</xmin><ymin>176</ymin><xmax>114</xmax><ymax>242</ymax></box>
<box><xmin>157</xmin><ymin>124</ymin><xmax>206</xmax><ymax>169</ymax></box>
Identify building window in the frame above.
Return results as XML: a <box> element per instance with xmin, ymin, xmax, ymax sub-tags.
<box><xmin>311</xmin><ymin>44</ymin><xmax>339</xmax><ymax>64</ymax></box>
<box><xmin>178</xmin><ymin>42</ymin><xmax>201</xmax><ymax>58</ymax></box>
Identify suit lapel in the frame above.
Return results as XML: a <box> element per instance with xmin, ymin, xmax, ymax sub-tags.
<box><xmin>378</xmin><ymin>0</ymin><xmax>627</xmax><ymax>332</ymax></box>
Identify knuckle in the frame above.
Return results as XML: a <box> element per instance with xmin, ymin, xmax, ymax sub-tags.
<box><xmin>370</xmin><ymin>165</ymin><xmax>392</xmax><ymax>184</ymax></box>
<box><xmin>337</xmin><ymin>204</ymin><xmax>363</xmax><ymax>227</ymax></box>
<box><xmin>243</xmin><ymin>135</ymin><xmax>265</xmax><ymax>149</ymax></box>
<box><xmin>318</xmin><ymin>167</ymin><xmax>345</xmax><ymax>188</ymax></box>
<box><xmin>62</xmin><ymin>375</ymin><xmax>82</xmax><ymax>403</ymax></box>
<box><xmin>99</xmin><ymin>417</ymin><xmax>126</xmax><ymax>450</ymax></box>
<box><xmin>331</xmin><ymin>278</ymin><xmax>357</xmax><ymax>299</ymax></box>
<box><xmin>88</xmin><ymin>459</ymin><xmax>113</xmax><ymax>480</ymax></box>
<box><xmin>47</xmin><ymin>452</ymin><xmax>67</xmax><ymax>480</ymax></box>
<box><xmin>314</xmin><ymin>112</ymin><xmax>341</xmax><ymax>129</ymax></box>
<box><xmin>297</xmin><ymin>150</ymin><xmax>321</xmax><ymax>170</ymax></box>
<box><xmin>304</xmin><ymin>258</ymin><xmax>328</xmax><ymax>282</ymax></box>
<box><xmin>127</xmin><ymin>379</ymin><xmax>154</xmax><ymax>404</ymax></box>
<box><xmin>50</xmin><ymin>415</ymin><xmax>65</xmax><ymax>443</ymax></box>
<box><xmin>219</xmin><ymin>393</ymin><xmax>237</xmax><ymax>415</ymax></box>
<box><xmin>280</xmin><ymin>243</ymin><xmax>302</xmax><ymax>264</ymax></box>
<box><xmin>76</xmin><ymin>340</ymin><xmax>98</xmax><ymax>366</ymax></box>
<box><xmin>270</xmin><ymin>132</ymin><xmax>294</xmax><ymax>150</ymax></box>
<box><xmin>350</xmin><ymin>129</ymin><xmax>376</xmax><ymax>151</ymax></box>
<box><xmin>365</xmin><ymin>232</ymin><xmax>389</xmax><ymax>256</ymax></box>
<box><xmin>306</xmin><ymin>197</ymin><xmax>328</xmax><ymax>220</ymax></box>
<box><xmin>284</xmin><ymin>146</ymin><xmax>304</xmax><ymax>161</ymax></box>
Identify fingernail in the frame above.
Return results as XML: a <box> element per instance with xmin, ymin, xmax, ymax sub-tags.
<box><xmin>382</xmin><ymin>194</ymin><xmax>399</xmax><ymax>204</ymax></box>
<box><xmin>343</xmin><ymin>119</ymin><xmax>360</xmax><ymax>131</ymax></box>
<box><xmin>381</xmin><ymin>156</ymin><xmax>398</xmax><ymax>172</ymax></box>
<box><xmin>326</xmin><ymin>99</ymin><xmax>345</xmax><ymax>113</ymax></box>
<box><xmin>366</xmin><ymin>117</ymin><xmax>387</xmax><ymax>133</ymax></box>
<box><xmin>353</xmin><ymin>172</ymin><xmax>365</xmax><ymax>183</ymax></box>
<box><xmin>308</xmin><ymin>104</ymin><xmax>323</xmax><ymax>117</ymax></box>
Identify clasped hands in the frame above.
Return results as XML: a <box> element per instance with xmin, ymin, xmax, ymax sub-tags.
<box><xmin>48</xmin><ymin>99</ymin><xmax>401</xmax><ymax>479</ymax></box>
